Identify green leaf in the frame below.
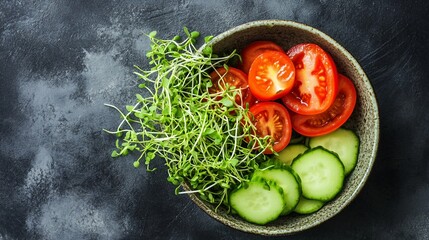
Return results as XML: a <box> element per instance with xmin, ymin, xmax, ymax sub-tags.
<box><xmin>204</xmin><ymin>35</ymin><xmax>214</xmax><ymax>43</ymax></box>
<box><xmin>167</xmin><ymin>43</ymin><xmax>177</xmax><ymax>51</ymax></box>
<box><xmin>136</xmin><ymin>94</ymin><xmax>145</xmax><ymax>102</ymax></box>
<box><xmin>134</xmin><ymin>111</ymin><xmax>144</xmax><ymax>119</ymax></box>
<box><xmin>183</xmin><ymin>27</ymin><xmax>190</xmax><ymax>37</ymax></box>
<box><xmin>199</xmin><ymin>194</ymin><xmax>208</xmax><ymax>202</ymax></box>
<box><xmin>133</xmin><ymin>161</ymin><xmax>140</xmax><ymax>168</ymax></box>
<box><xmin>149</xmin><ymin>105</ymin><xmax>157</xmax><ymax>112</ymax></box>
<box><xmin>145</xmin><ymin>51</ymin><xmax>153</xmax><ymax>58</ymax></box>
<box><xmin>162</xmin><ymin>107</ymin><xmax>170</xmax><ymax>115</ymax></box>
<box><xmin>203</xmin><ymin>128</ymin><xmax>215</xmax><ymax>135</ymax></box>
<box><xmin>208</xmin><ymin>193</ymin><xmax>214</xmax><ymax>203</ymax></box>
<box><xmin>190</xmin><ymin>31</ymin><xmax>200</xmax><ymax>39</ymax></box>
<box><xmin>111</xmin><ymin>150</ymin><xmax>120</xmax><ymax>158</ymax></box>
<box><xmin>173</xmin><ymin>35</ymin><xmax>181</xmax><ymax>42</ymax></box>
<box><xmin>220</xmin><ymin>97</ymin><xmax>233</xmax><ymax>107</ymax></box>
<box><xmin>145</xmin><ymin>152</ymin><xmax>156</xmax><ymax>164</ymax></box>
<box><xmin>130</xmin><ymin>132</ymin><xmax>138</xmax><ymax>141</ymax></box>
<box><xmin>168</xmin><ymin>176</ymin><xmax>179</xmax><ymax>185</ymax></box>
<box><xmin>202</xmin><ymin>46</ymin><xmax>212</xmax><ymax>55</ymax></box>
<box><xmin>230</xmin><ymin>158</ymin><xmax>238</xmax><ymax>167</ymax></box>
<box><xmin>205</xmin><ymin>79</ymin><xmax>213</xmax><ymax>88</ymax></box>
<box><xmin>148</xmin><ymin>31</ymin><xmax>157</xmax><ymax>38</ymax></box>
<box><xmin>126</xmin><ymin>105</ymin><xmax>135</xmax><ymax>112</ymax></box>
<box><xmin>122</xmin><ymin>149</ymin><xmax>129</xmax><ymax>156</ymax></box>
<box><xmin>209</xmin><ymin>131</ymin><xmax>223</xmax><ymax>144</ymax></box>
<box><xmin>191</xmin><ymin>175</ymin><xmax>199</xmax><ymax>182</ymax></box>
<box><xmin>124</xmin><ymin>131</ymin><xmax>131</xmax><ymax>140</ymax></box>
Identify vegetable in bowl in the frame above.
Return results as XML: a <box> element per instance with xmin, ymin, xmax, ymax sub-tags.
<box><xmin>105</xmin><ymin>20</ymin><xmax>379</xmax><ymax>235</ymax></box>
<box><xmin>104</xmin><ymin>28</ymin><xmax>273</xmax><ymax>210</ymax></box>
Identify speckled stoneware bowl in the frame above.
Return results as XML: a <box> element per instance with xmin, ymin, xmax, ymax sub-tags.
<box><xmin>184</xmin><ymin>20</ymin><xmax>380</xmax><ymax>235</ymax></box>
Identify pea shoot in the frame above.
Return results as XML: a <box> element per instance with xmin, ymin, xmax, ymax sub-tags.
<box><xmin>104</xmin><ymin>28</ymin><xmax>270</xmax><ymax>210</ymax></box>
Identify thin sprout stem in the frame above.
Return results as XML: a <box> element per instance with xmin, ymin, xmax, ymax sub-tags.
<box><xmin>105</xmin><ymin>31</ymin><xmax>270</xmax><ymax>207</ymax></box>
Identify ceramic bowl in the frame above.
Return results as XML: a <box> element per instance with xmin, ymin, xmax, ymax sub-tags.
<box><xmin>185</xmin><ymin>20</ymin><xmax>379</xmax><ymax>235</ymax></box>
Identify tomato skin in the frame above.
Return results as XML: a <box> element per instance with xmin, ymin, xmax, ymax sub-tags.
<box><xmin>290</xmin><ymin>74</ymin><xmax>357</xmax><ymax>137</ymax></box>
<box><xmin>248</xmin><ymin>50</ymin><xmax>296</xmax><ymax>101</ymax></box>
<box><xmin>249</xmin><ymin>102</ymin><xmax>292</xmax><ymax>154</ymax></box>
<box><xmin>209</xmin><ymin>67</ymin><xmax>256</xmax><ymax>108</ymax></box>
<box><xmin>282</xmin><ymin>43</ymin><xmax>338</xmax><ymax>115</ymax></box>
<box><xmin>240</xmin><ymin>41</ymin><xmax>284</xmax><ymax>73</ymax></box>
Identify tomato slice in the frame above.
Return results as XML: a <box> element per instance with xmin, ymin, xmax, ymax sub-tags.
<box><xmin>248</xmin><ymin>50</ymin><xmax>295</xmax><ymax>101</ymax></box>
<box><xmin>240</xmin><ymin>41</ymin><xmax>284</xmax><ymax>73</ymax></box>
<box><xmin>249</xmin><ymin>102</ymin><xmax>292</xmax><ymax>154</ymax></box>
<box><xmin>209</xmin><ymin>67</ymin><xmax>256</xmax><ymax>108</ymax></box>
<box><xmin>290</xmin><ymin>74</ymin><xmax>357</xmax><ymax>137</ymax></box>
<box><xmin>282</xmin><ymin>43</ymin><xmax>338</xmax><ymax>115</ymax></box>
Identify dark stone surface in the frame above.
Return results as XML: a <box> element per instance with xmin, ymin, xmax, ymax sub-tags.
<box><xmin>1</xmin><ymin>0</ymin><xmax>428</xmax><ymax>239</ymax></box>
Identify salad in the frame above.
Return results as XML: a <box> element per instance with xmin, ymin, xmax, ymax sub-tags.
<box><xmin>105</xmin><ymin>28</ymin><xmax>359</xmax><ymax>225</ymax></box>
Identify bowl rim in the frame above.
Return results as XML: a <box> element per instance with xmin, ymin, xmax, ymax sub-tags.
<box><xmin>186</xmin><ymin>19</ymin><xmax>380</xmax><ymax>235</ymax></box>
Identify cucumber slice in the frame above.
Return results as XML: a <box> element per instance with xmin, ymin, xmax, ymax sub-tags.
<box><xmin>276</xmin><ymin>144</ymin><xmax>309</xmax><ymax>165</ymax></box>
<box><xmin>308</xmin><ymin>128</ymin><xmax>360</xmax><ymax>175</ymax></box>
<box><xmin>252</xmin><ymin>166</ymin><xmax>301</xmax><ymax>215</ymax></box>
<box><xmin>294</xmin><ymin>196</ymin><xmax>325</xmax><ymax>214</ymax></box>
<box><xmin>292</xmin><ymin>147</ymin><xmax>345</xmax><ymax>201</ymax></box>
<box><xmin>230</xmin><ymin>177</ymin><xmax>284</xmax><ymax>225</ymax></box>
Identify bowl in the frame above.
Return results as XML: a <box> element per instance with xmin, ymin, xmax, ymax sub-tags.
<box><xmin>184</xmin><ymin>20</ymin><xmax>380</xmax><ymax>235</ymax></box>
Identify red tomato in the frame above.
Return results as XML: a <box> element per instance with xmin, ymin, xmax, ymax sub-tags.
<box><xmin>290</xmin><ymin>74</ymin><xmax>357</xmax><ymax>137</ymax></box>
<box><xmin>209</xmin><ymin>67</ymin><xmax>256</xmax><ymax>108</ymax></box>
<box><xmin>282</xmin><ymin>43</ymin><xmax>338</xmax><ymax>115</ymax></box>
<box><xmin>248</xmin><ymin>51</ymin><xmax>295</xmax><ymax>101</ymax></box>
<box><xmin>240</xmin><ymin>41</ymin><xmax>284</xmax><ymax>73</ymax></box>
<box><xmin>249</xmin><ymin>102</ymin><xmax>292</xmax><ymax>154</ymax></box>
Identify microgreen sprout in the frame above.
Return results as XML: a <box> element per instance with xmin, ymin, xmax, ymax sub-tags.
<box><xmin>104</xmin><ymin>28</ymin><xmax>270</xmax><ymax>210</ymax></box>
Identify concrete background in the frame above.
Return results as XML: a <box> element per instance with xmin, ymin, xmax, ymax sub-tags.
<box><xmin>1</xmin><ymin>0</ymin><xmax>428</xmax><ymax>239</ymax></box>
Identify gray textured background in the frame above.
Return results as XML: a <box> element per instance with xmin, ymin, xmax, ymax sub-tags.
<box><xmin>1</xmin><ymin>0</ymin><xmax>428</xmax><ymax>239</ymax></box>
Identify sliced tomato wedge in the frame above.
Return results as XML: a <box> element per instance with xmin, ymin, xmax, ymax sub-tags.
<box><xmin>290</xmin><ymin>74</ymin><xmax>357</xmax><ymax>137</ymax></box>
<box><xmin>239</xmin><ymin>41</ymin><xmax>284</xmax><ymax>73</ymax></box>
<box><xmin>209</xmin><ymin>67</ymin><xmax>256</xmax><ymax>108</ymax></box>
<box><xmin>282</xmin><ymin>43</ymin><xmax>338</xmax><ymax>115</ymax></box>
<box><xmin>249</xmin><ymin>102</ymin><xmax>292</xmax><ymax>154</ymax></box>
<box><xmin>248</xmin><ymin>50</ymin><xmax>295</xmax><ymax>101</ymax></box>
